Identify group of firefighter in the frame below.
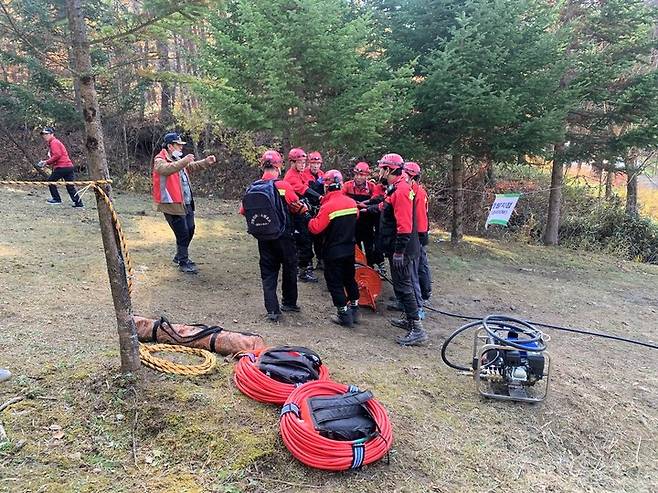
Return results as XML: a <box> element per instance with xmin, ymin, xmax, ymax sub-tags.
<box><xmin>152</xmin><ymin>132</ymin><xmax>432</xmax><ymax>347</ymax></box>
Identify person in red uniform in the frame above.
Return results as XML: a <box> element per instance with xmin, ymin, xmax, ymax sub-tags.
<box><xmin>370</xmin><ymin>153</ymin><xmax>428</xmax><ymax>346</ymax></box>
<box><xmin>308</xmin><ymin>170</ymin><xmax>360</xmax><ymax>327</ymax></box>
<box><xmin>343</xmin><ymin>161</ymin><xmax>379</xmax><ymax>267</ymax></box>
<box><xmin>306</xmin><ymin>151</ymin><xmax>325</xmax><ymax>269</ymax></box>
<box><xmin>390</xmin><ymin>161</ymin><xmax>431</xmax><ymax>328</ymax></box>
<box><xmin>307</xmin><ymin>151</ymin><xmax>325</xmax><ymax>185</ymax></box>
<box><xmin>38</xmin><ymin>127</ymin><xmax>83</xmax><ymax>207</ymax></box>
<box><xmin>404</xmin><ymin>162</ymin><xmax>432</xmax><ymax>303</ymax></box>
<box><xmin>241</xmin><ymin>150</ymin><xmax>309</xmax><ymax>322</ymax></box>
<box><xmin>284</xmin><ymin>148</ymin><xmax>321</xmax><ymax>282</ymax></box>
<box><xmin>152</xmin><ymin>132</ymin><xmax>217</xmax><ymax>273</ymax></box>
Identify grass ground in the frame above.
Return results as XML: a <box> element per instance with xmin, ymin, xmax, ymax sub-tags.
<box><xmin>0</xmin><ymin>188</ymin><xmax>657</xmax><ymax>493</ymax></box>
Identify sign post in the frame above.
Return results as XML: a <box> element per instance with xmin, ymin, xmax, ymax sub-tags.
<box><xmin>485</xmin><ymin>193</ymin><xmax>521</xmax><ymax>229</ymax></box>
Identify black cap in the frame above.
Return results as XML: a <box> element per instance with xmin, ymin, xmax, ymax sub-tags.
<box><xmin>163</xmin><ymin>132</ymin><xmax>186</xmax><ymax>146</ymax></box>
<box><xmin>40</xmin><ymin>127</ymin><xmax>54</xmax><ymax>135</ymax></box>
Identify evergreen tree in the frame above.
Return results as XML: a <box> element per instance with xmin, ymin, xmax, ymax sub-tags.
<box><xmin>199</xmin><ymin>0</ymin><xmax>413</xmax><ymax>157</ymax></box>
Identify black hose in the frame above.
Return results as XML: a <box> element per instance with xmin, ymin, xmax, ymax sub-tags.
<box><xmin>372</xmin><ymin>262</ymin><xmax>658</xmax><ymax>351</ymax></box>
<box><xmin>425</xmin><ymin>304</ymin><xmax>658</xmax><ymax>351</ymax></box>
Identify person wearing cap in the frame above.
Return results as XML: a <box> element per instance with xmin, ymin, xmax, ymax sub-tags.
<box><xmin>240</xmin><ymin>150</ymin><xmax>310</xmax><ymax>322</ymax></box>
<box><xmin>306</xmin><ymin>151</ymin><xmax>325</xmax><ymax>269</ymax></box>
<box><xmin>152</xmin><ymin>132</ymin><xmax>217</xmax><ymax>273</ymax></box>
<box><xmin>38</xmin><ymin>127</ymin><xmax>83</xmax><ymax>207</ymax></box>
<box><xmin>370</xmin><ymin>153</ymin><xmax>428</xmax><ymax>346</ymax></box>
<box><xmin>284</xmin><ymin>148</ymin><xmax>320</xmax><ymax>282</ymax></box>
<box><xmin>308</xmin><ymin>170</ymin><xmax>360</xmax><ymax>327</ymax></box>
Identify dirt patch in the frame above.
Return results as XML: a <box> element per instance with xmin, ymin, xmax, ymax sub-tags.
<box><xmin>0</xmin><ymin>189</ymin><xmax>656</xmax><ymax>492</ymax></box>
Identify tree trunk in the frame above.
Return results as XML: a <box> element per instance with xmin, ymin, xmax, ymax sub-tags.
<box><xmin>605</xmin><ymin>169</ymin><xmax>614</xmax><ymax>200</ymax></box>
<box><xmin>626</xmin><ymin>171</ymin><xmax>638</xmax><ymax>216</ymax></box>
<box><xmin>542</xmin><ymin>142</ymin><xmax>565</xmax><ymax>245</ymax></box>
<box><xmin>66</xmin><ymin>0</ymin><xmax>140</xmax><ymax>374</ymax></box>
<box><xmin>625</xmin><ymin>152</ymin><xmax>640</xmax><ymax>217</ymax></box>
<box><xmin>451</xmin><ymin>153</ymin><xmax>464</xmax><ymax>244</ymax></box>
<box><xmin>156</xmin><ymin>39</ymin><xmax>174</xmax><ymax>125</ymax></box>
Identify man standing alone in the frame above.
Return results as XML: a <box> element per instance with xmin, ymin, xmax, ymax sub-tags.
<box><xmin>38</xmin><ymin>127</ymin><xmax>83</xmax><ymax>207</ymax></box>
<box><xmin>152</xmin><ymin>132</ymin><xmax>217</xmax><ymax>274</ymax></box>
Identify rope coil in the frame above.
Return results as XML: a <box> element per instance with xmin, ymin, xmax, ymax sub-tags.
<box><xmin>139</xmin><ymin>343</ymin><xmax>217</xmax><ymax>375</ymax></box>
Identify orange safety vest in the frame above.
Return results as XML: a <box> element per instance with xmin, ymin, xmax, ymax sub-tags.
<box><xmin>152</xmin><ymin>149</ymin><xmax>189</xmax><ymax>205</ymax></box>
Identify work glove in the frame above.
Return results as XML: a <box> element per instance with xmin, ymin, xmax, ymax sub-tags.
<box><xmin>35</xmin><ymin>160</ymin><xmax>46</xmax><ymax>168</ymax></box>
<box><xmin>392</xmin><ymin>252</ymin><xmax>405</xmax><ymax>272</ymax></box>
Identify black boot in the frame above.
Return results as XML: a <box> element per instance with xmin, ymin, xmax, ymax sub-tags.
<box><xmin>299</xmin><ymin>266</ymin><xmax>319</xmax><ymax>283</ymax></box>
<box><xmin>349</xmin><ymin>302</ymin><xmax>360</xmax><ymax>324</ymax></box>
<box><xmin>396</xmin><ymin>319</ymin><xmax>428</xmax><ymax>346</ymax></box>
<box><xmin>331</xmin><ymin>307</ymin><xmax>353</xmax><ymax>328</ymax></box>
<box><xmin>389</xmin><ymin>312</ymin><xmax>407</xmax><ymax>329</ymax></box>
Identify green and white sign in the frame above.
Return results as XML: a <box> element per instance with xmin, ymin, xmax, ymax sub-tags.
<box><xmin>485</xmin><ymin>193</ymin><xmax>521</xmax><ymax>228</ymax></box>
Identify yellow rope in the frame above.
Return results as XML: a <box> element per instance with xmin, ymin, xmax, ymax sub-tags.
<box><xmin>139</xmin><ymin>343</ymin><xmax>217</xmax><ymax>375</ymax></box>
<box><xmin>1</xmin><ymin>178</ymin><xmax>216</xmax><ymax>375</ymax></box>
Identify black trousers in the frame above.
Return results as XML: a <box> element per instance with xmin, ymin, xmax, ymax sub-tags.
<box><xmin>418</xmin><ymin>245</ymin><xmax>432</xmax><ymax>300</ymax></box>
<box><xmin>293</xmin><ymin>214</ymin><xmax>314</xmax><ymax>269</ymax></box>
<box><xmin>312</xmin><ymin>233</ymin><xmax>323</xmax><ymax>263</ymax></box>
<box><xmin>164</xmin><ymin>204</ymin><xmax>195</xmax><ymax>262</ymax></box>
<box><xmin>355</xmin><ymin>214</ymin><xmax>376</xmax><ymax>266</ymax></box>
<box><xmin>370</xmin><ymin>214</ymin><xmax>385</xmax><ymax>265</ymax></box>
<box><xmin>48</xmin><ymin>167</ymin><xmax>81</xmax><ymax>203</ymax></box>
<box><xmin>323</xmin><ymin>254</ymin><xmax>360</xmax><ymax>308</ymax></box>
<box><xmin>389</xmin><ymin>253</ymin><xmax>419</xmax><ymax>320</ymax></box>
<box><xmin>258</xmin><ymin>236</ymin><xmax>298</xmax><ymax>314</ymax></box>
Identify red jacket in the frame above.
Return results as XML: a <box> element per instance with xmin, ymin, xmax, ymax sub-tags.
<box><xmin>307</xmin><ymin>169</ymin><xmax>323</xmax><ymax>183</ymax></box>
<box><xmin>308</xmin><ymin>189</ymin><xmax>358</xmax><ymax>259</ymax></box>
<box><xmin>343</xmin><ymin>179</ymin><xmax>377</xmax><ymax>202</ymax></box>
<box><xmin>381</xmin><ymin>176</ymin><xmax>414</xmax><ymax>234</ymax></box>
<box><xmin>284</xmin><ymin>167</ymin><xmax>310</xmax><ymax>195</ymax></box>
<box><xmin>411</xmin><ymin>181</ymin><xmax>429</xmax><ymax>233</ymax></box>
<box><xmin>152</xmin><ymin>149</ymin><xmax>188</xmax><ymax>206</ymax></box>
<box><xmin>45</xmin><ymin>138</ymin><xmax>73</xmax><ymax>169</ymax></box>
<box><xmin>378</xmin><ymin>176</ymin><xmax>419</xmax><ymax>256</ymax></box>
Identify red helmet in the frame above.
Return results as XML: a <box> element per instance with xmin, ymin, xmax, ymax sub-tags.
<box><xmin>308</xmin><ymin>151</ymin><xmax>323</xmax><ymax>164</ymax></box>
<box><xmin>288</xmin><ymin>148</ymin><xmax>306</xmax><ymax>162</ymax></box>
<box><xmin>354</xmin><ymin>162</ymin><xmax>370</xmax><ymax>174</ymax></box>
<box><xmin>377</xmin><ymin>153</ymin><xmax>404</xmax><ymax>170</ymax></box>
<box><xmin>260</xmin><ymin>150</ymin><xmax>283</xmax><ymax>168</ymax></box>
<box><xmin>403</xmin><ymin>161</ymin><xmax>421</xmax><ymax>177</ymax></box>
<box><xmin>324</xmin><ymin>169</ymin><xmax>344</xmax><ymax>187</ymax></box>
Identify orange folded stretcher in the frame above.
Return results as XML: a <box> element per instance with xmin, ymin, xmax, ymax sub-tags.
<box><xmin>134</xmin><ymin>316</ymin><xmax>265</xmax><ymax>356</ymax></box>
<box><xmin>354</xmin><ymin>246</ymin><xmax>382</xmax><ymax>310</ymax></box>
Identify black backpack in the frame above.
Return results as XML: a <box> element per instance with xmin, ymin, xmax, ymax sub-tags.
<box><xmin>243</xmin><ymin>179</ymin><xmax>287</xmax><ymax>240</ymax></box>
<box><xmin>258</xmin><ymin>346</ymin><xmax>322</xmax><ymax>384</ymax></box>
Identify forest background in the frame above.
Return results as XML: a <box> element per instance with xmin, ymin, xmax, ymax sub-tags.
<box><xmin>2</xmin><ymin>0</ymin><xmax>658</xmax><ymax>261</ymax></box>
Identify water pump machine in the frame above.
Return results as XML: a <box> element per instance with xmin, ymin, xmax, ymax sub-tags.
<box><xmin>442</xmin><ymin>315</ymin><xmax>550</xmax><ymax>402</ymax></box>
